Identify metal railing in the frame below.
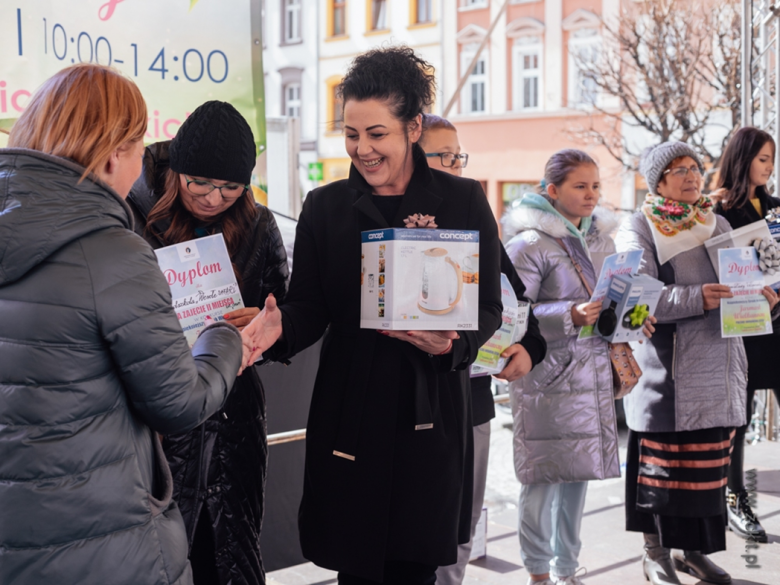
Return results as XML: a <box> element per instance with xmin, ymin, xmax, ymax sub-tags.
<box><xmin>267</xmin><ymin>393</ymin><xmax>511</xmax><ymax>446</ymax></box>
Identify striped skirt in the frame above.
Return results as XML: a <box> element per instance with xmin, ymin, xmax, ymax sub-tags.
<box><xmin>625</xmin><ymin>427</ymin><xmax>734</xmax><ymax>553</ymax></box>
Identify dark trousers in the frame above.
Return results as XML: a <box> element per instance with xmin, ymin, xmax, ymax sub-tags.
<box><xmin>338</xmin><ymin>561</ymin><xmax>437</xmax><ymax>584</ymax></box>
<box><xmin>729</xmin><ymin>387</ymin><xmax>780</xmax><ymax>492</ymax></box>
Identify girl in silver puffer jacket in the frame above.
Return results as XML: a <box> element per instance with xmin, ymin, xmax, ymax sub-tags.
<box><xmin>503</xmin><ymin>149</ymin><xmax>649</xmax><ymax>585</ymax></box>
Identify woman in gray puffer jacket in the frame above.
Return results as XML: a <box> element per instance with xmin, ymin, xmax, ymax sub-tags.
<box><xmin>503</xmin><ymin>150</ymin><xmax>651</xmax><ymax>585</ymax></box>
<box><xmin>0</xmin><ymin>65</ymin><xmax>254</xmax><ymax>585</ymax></box>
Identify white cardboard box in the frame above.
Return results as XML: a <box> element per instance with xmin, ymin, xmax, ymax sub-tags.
<box><xmin>361</xmin><ymin>228</ymin><xmax>480</xmax><ymax>330</ymax></box>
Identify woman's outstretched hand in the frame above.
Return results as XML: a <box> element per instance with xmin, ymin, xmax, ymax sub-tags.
<box><xmin>379</xmin><ymin>329</ymin><xmax>460</xmax><ymax>355</ymax></box>
<box><xmin>241</xmin><ymin>294</ymin><xmax>283</xmax><ymax>364</ymax></box>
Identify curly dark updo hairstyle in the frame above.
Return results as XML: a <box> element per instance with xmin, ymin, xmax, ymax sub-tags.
<box><xmin>338</xmin><ymin>46</ymin><xmax>436</xmax><ymax>129</ymax></box>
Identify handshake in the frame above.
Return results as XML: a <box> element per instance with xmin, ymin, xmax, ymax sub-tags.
<box><xmin>203</xmin><ymin>294</ymin><xmax>283</xmax><ymax>375</ymax></box>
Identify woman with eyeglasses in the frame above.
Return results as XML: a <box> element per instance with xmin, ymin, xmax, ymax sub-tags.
<box><xmin>419</xmin><ymin>114</ymin><xmax>547</xmax><ymax>585</ymax></box>
<box><xmin>420</xmin><ymin>116</ymin><xmax>469</xmax><ymax>175</ymax></box>
<box><xmin>128</xmin><ymin>100</ymin><xmax>289</xmax><ymax>585</ymax></box>
<box><xmin>614</xmin><ymin>142</ymin><xmax>778</xmax><ymax>585</ymax></box>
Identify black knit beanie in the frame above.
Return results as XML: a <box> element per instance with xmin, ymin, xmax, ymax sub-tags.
<box><xmin>169</xmin><ymin>100</ymin><xmax>256</xmax><ymax>185</ymax></box>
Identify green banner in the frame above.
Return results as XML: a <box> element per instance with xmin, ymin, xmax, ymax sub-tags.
<box><xmin>1</xmin><ymin>0</ymin><xmax>267</xmax><ymax>199</ymax></box>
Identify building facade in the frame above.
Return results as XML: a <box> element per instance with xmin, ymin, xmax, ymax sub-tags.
<box><xmin>317</xmin><ymin>0</ymin><xmax>444</xmax><ymax>184</ymax></box>
<box><xmin>443</xmin><ymin>0</ymin><xmax>631</xmax><ymax>221</ymax></box>
<box><xmin>262</xmin><ymin>0</ymin><xmax>320</xmax><ymax>206</ymax></box>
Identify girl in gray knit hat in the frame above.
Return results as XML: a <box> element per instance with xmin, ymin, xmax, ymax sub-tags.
<box><xmin>614</xmin><ymin>142</ymin><xmax>779</xmax><ymax>585</ymax></box>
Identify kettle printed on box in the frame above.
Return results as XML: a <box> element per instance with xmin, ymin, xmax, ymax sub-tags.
<box><xmin>418</xmin><ymin>248</ymin><xmax>463</xmax><ymax>315</ymax></box>
<box><xmin>360</xmin><ymin>228</ymin><xmax>479</xmax><ymax>330</ymax></box>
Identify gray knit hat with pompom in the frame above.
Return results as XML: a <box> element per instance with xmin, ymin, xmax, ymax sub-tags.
<box><xmin>639</xmin><ymin>142</ymin><xmax>703</xmax><ymax>195</ymax></box>
<box><xmin>169</xmin><ymin>101</ymin><xmax>256</xmax><ymax>185</ymax></box>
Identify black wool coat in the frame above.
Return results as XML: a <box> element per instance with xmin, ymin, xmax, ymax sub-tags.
<box><xmin>128</xmin><ymin>142</ymin><xmax>289</xmax><ymax>585</ymax></box>
<box><xmin>716</xmin><ymin>190</ymin><xmax>780</xmax><ymax>390</ymax></box>
<box><xmin>270</xmin><ymin>147</ymin><xmax>503</xmax><ymax>580</ymax></box>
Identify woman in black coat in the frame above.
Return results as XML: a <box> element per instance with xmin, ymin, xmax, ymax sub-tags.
<box><xmin>713</xmin><ymin>126</ymin><xmax>780</xmax><ymax>544</ymax></box>
<box><xmin>247</xmin><ymin>47</ymin><xmax>502</xmax><ymax>584</ymax></box>
<box><xmin>128</xmin><ymin>101</ymin><xmax>289</xmax><ymax>585</ymax></box>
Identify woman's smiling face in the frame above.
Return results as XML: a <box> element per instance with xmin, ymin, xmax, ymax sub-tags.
<box><xmin>343</xmin><ymin>98</ymin><xmax>422</xmax><ymax>195</ymax></box>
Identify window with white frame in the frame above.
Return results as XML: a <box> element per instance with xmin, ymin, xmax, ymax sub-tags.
<box><xmin>283</xmin><ymin>0</ymin><xmax>302</xmax><ymax>43</ymax></box>
<box><xmin>416</xmin><ymin>0</ymin><xmax>432</xmax><ymax>24</ymax></box>
<box><xmin>370</xmin><ymin>0</ymin><xmax>387</xmax><ymax>30</ymax></box>
<box><xmin>460</xmin><ymin>47</ymin><xmax>487</xmax><ymax>114</ymax></box>
<box><xmin>332</xmin><ymin>0</ymin><xmax>346</xmax><ymax>36</ymax></box>
<box><xmin>513</xmin><ymin>38</ymin><xmax>542</xmax><ymax>111</ymax></box>
<box><xmin>461</xmin><ymin>0</ymin><xmax>488</xmax><ymax>8</ymax></box>
<box><xmin>569</xmin><ymin>28</ymin><xmax>600</xmax><ymax>107</ymax></box>
<box><xmin>284</xmin><ymin>83</ymin><xmax>302</xmax><ymax>118</ymax></box>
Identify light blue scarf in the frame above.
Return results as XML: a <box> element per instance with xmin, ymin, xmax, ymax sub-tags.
<box><xmin>519</xmin><ymin>193</ymin><xmax>593</xmax><ymax>249</ymax></box>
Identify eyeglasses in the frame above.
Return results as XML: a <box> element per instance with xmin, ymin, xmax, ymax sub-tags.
<box><xmin>425</xmin><ymin>152</ymin><xmax>469</xmax><ymax>169</ymax></box>
<box><xmin>663</xmin><ymin>166</ymin><xmax>702</xmax><ymax>179</ymax></box>
<box><xmin>184</xmin><ymin>175</ymin><xmax>248</xmax><ymax>200</ymax></box>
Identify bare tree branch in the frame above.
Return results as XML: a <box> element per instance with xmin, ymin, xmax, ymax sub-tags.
<box><xmin>566</xmin><ymin>0</ymin><xmax>741</xmax><ymax>190</ymax></box>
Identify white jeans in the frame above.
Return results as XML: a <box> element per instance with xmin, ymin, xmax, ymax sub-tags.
<box><xmin>435</xmin><ymin>422</ymin><xmax>491</xmax><ymax>585</ymax></box>
<box><xmin>518</xmin><ymin>481</ymin><xmax>588</xmax><ymax>578</ymax></box>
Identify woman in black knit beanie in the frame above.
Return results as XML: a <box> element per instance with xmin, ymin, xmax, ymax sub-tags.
<box><xmin>128</xmin><ymin>100</ymin><xmax>289</xmax><ymax>585</ymax></box>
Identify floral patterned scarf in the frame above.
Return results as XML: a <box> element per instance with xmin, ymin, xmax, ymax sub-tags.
<box><xmin>641</xmin><ymin>194</ymin><xmax>717</xmax><ymax>265</ymax></box>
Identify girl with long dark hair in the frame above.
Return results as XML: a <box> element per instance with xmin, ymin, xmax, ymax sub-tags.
<box><xmin>713</xmin><ymin>126</ymin><xmax>780</xmax><ymax>543</ymax></box>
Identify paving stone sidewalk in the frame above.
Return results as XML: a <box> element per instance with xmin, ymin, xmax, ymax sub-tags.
<box><xmin>268</xmin><ymin>407</ymin><xmax>780</xmax><ymax>585</ymax></box>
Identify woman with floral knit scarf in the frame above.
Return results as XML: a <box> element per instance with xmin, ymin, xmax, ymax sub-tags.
<box><xmin>615</xmin><ymin>142</ymin><xmax>779</xmax><ymax>585</ymax></box>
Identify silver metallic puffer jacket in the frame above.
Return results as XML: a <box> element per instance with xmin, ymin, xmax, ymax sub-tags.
<box><xmin>503</xmin><ymin>205</ymin><xmax>620</xmax><ymax>485</ymax></box>
<box><xmin>614</xmin><ymin>211</ymin><xmax>747</xmax><ymax>433</ymax></box>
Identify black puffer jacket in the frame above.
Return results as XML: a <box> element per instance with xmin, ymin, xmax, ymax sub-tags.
<box><xmin>716</xmin><ymin>190</ymin><xmax>780</xmax><ymax>390</ymax></box>
<box><xmin>0</xmin><ymin>148</ymin><xmax>242</xmax><ymax>585</ymax></box>
<box><xmin>128</xmin><ymin>142</ymin><xmax>289</xmax><ymax>585</ymax></box>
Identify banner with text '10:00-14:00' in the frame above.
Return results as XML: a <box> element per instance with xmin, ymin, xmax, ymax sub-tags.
<box><xmin>0</xmin><ymin>0</ymin><xmax>268</xmax><ymax>200</ymax></box>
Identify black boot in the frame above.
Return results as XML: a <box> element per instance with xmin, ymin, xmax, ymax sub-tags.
<box><xmin>727</xmin><ymin>489</ymin><xmax>768</xmax><ymax>543</ymax></box>
<box><xmin>643</xmin><ymin>533</ymin><xmax>682</xmax><ymax>585</ymax></box>
<box><xmin>671</xmin><ymin>550</ymin><xmax>731</xmax><ymax>584</ymax></box>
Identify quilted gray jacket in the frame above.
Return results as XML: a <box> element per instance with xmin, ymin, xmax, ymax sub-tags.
<box><xmin>614</xmin><ymin>211</ymin><xmax>747</xmax><ymax>433</ymax></box>
<box><xmin>504</xmin><ymin>205</ymin><xmax>620</xmax><ymax>484</ymax></box>
<box><xmin>0</xmin><ymin>149</ymin><xmax>243</xmax><ymax>585</ymax></box>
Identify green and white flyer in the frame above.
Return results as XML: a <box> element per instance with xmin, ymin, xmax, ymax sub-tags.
<box><xmin>472</xmin><ymin>273</ymin><xmax>529</xmax><ymax>376</ymax></box>
<box><xmin>718</xmin><ymin>247</ymin><xmax>772</xmax><ymax>338</ymax></box>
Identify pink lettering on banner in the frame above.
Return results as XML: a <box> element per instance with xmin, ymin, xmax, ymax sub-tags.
<box><xmin>164</xmin><ymin>261</ymin><xmax>224</xmax><ymax>287</ymax></box>
<box><xmin>11</xmin><ymin>89</ymin><xmax>30</xmax><ymax>112</ymax></box>
<box><xmin>99</xmin><ymin>0</ymin><xmax>126</xmax><ymax>21</ymax></box>
<box><xmin>163</xmin><ymin>118</ymin><xmax>181</xmax><ymax>138</ymax></box>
